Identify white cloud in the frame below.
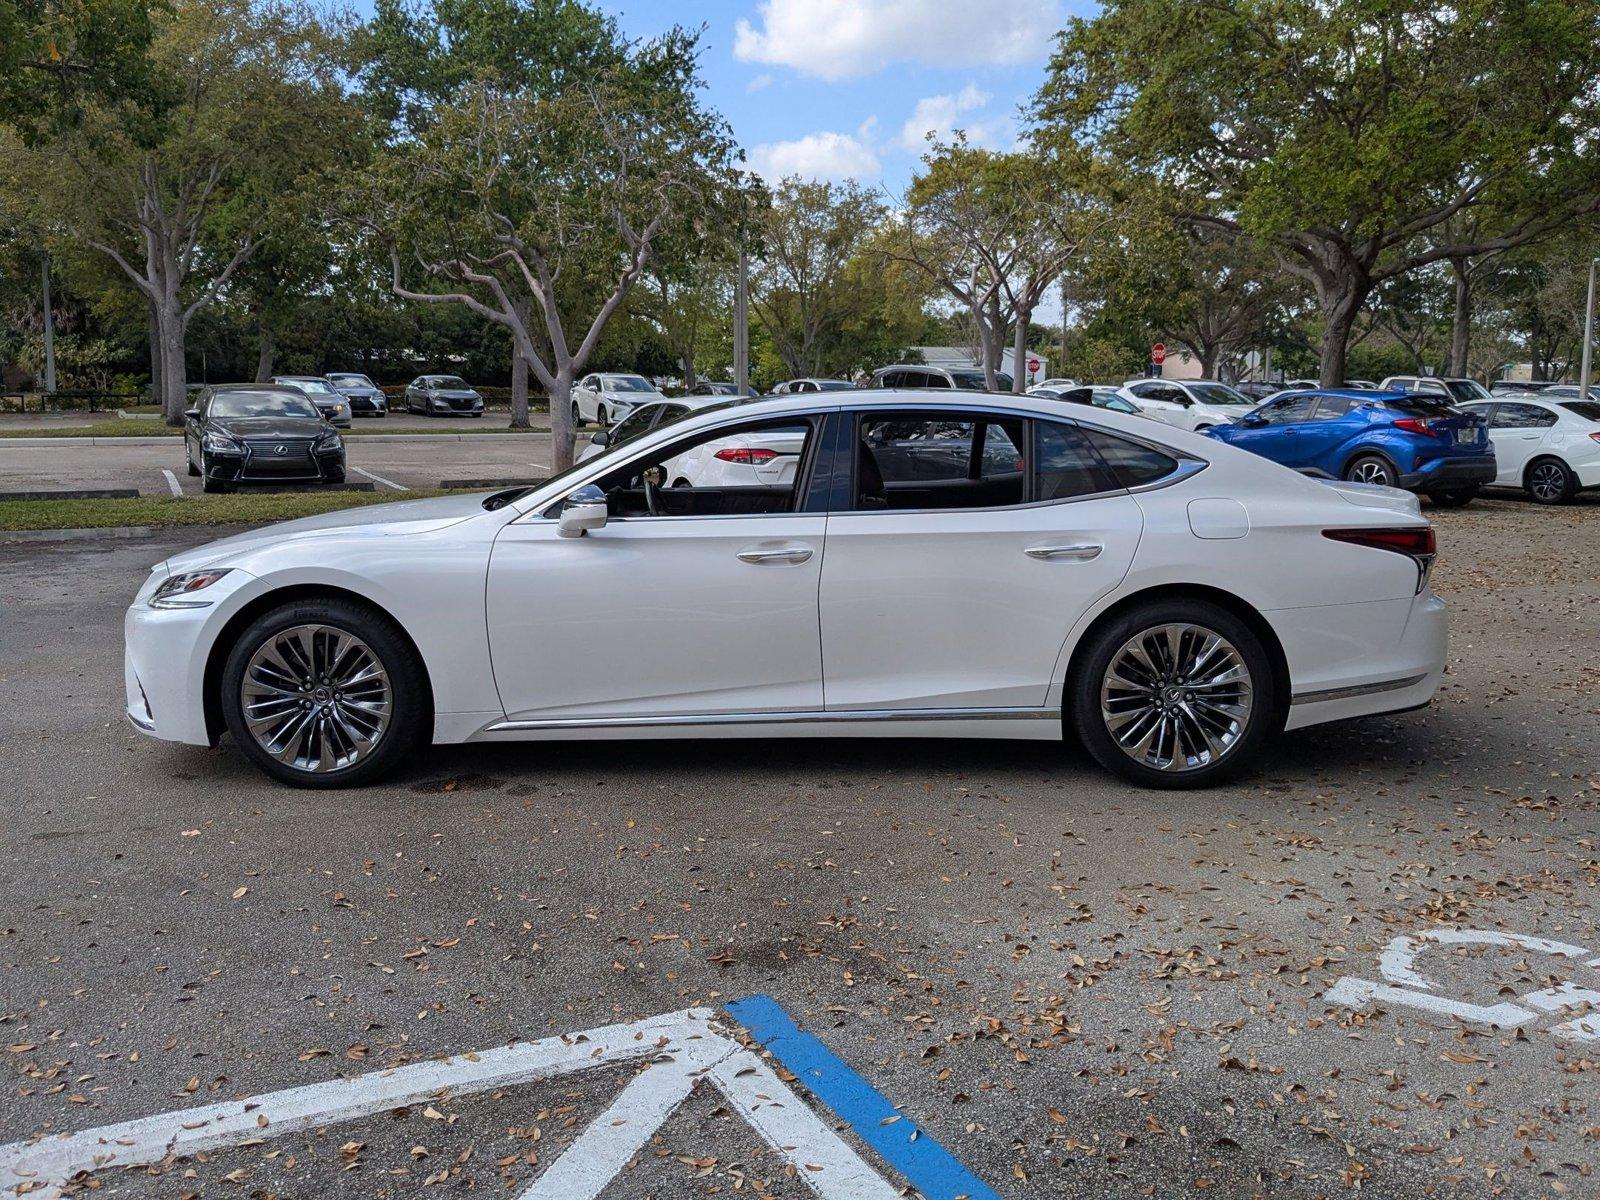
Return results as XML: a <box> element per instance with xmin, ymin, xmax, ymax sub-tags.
<box><xmin>897</xmin><ymin>83</ymin><xmax>998</xmax><ymax>151</ymax></box>
<box><xmin>745</xmin><ymin>72</ymin><xmax>774</xmax><ymax>93</ymax></box>
<box><xmin>748</xmin><ymin>129</ymin><xmax>882</xmax><ymax>182</ymax></box>
<box><xmin>734</xmin><ymin>0</ymin><xmax>1060</xmax><ymax>81</ymax></box>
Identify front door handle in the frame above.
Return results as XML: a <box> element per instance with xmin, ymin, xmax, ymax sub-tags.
<box><xmin>737</xmin><ymin>545</ymin><xmax>813</xmax><ymax>565</ymax></box>
<box><xmin>1025</xmin><ymin>543</ymin><xmax>1103</xmax><ymax>562</ymax></box>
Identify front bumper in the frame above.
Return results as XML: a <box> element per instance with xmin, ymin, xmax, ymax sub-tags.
<box><xmin>345</xmin><ymin>392</ymin><xmax>386</xmax><ymax>414</ymax></box>
<box><xmin>203</xmin><ymin>444</ymin><xmax>345</xmax><ymax>484</ymax></box>
<box><xmin>125</xmin><ymin>568</ymin><xmax>256</xmax><ymax>745</ymax></box>
<box><xmin>430</xmin><ymin>397</ymin><xmax>484</xmax><ymax>414</ymax></box>
<box><xmin>1399</xmin><ymin>456</ymin><xmax>1495</xmax><ymax>490</ymax></box>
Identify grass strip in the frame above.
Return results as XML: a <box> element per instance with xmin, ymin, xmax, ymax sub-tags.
<box><xmin>0</xmin><ymin>489</ymin><xmax>453</xmax><ymax>531</ymax></box>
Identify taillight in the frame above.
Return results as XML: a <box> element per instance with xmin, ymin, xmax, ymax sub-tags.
<box><xmin>714</xmin><ymin>447</ymin><xmax>779</xmax><ymax>464</ymax></box>
<box><xmin>1393</xmin><ymin>417</ymin><xmax>1439</xmax><ymax>438</ymax></box>
<box><xmin>1589</xmin><ymin>432</ymin><xmax>1600</xmax><ymax>445</ymax></box>
<box><xmin>1324</xmin><ymin>526</ymin><xmax>1437</xmax><ymax>592</ymax></box>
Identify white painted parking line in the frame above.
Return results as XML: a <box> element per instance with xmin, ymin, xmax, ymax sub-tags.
<box><xmin>161</xmin><ymin>468</ymin><xmax>183</xmax><ymax>496</ymax></box>
<box><xmin>0</xmin><ymin>1006</ymin><xmax>903</xmax><ymax>1198</ymax></box>
<box><xmin>1324</xmin><ymin>928</ymin><xmax>1600</xmax><ymax>1041</ymax></box>
<box><xmin>350</xmin><ymin>465</ymin><xmax>408</xmax><ymax>491</ymax></box>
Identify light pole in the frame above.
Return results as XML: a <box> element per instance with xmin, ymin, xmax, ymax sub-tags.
<box><xmin>1580</xmin><ymin>255</ymin><xmax>1598</xmax><ymax>400</ymax></box>
<box><xmin>40</xmin><ymin>249</ymin><xmax>56</xmax><ymax>395</ymax></box>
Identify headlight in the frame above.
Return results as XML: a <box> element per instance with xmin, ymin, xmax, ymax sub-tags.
<box><xmin>150</xmin><ymin>569</ymin><xmax>235</xmax><ymax>609</ymax></box>
<box><xmin>334</xmin><ymin>404</ymin><xmax>347</xmax><ymax>415</ymax></box>
<box><xmin>318</xmin><ymin>432</ymin><xmax>343</xmax><ymax>450</ymax></box>
<box><xmin>202</xmin><ymin>432</ymin><xmax>241</xmax><ymax>453</ymax></box>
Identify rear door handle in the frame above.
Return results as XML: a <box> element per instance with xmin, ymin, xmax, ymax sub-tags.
<box><xmin>1025</xmin><ymin>543</ymin><xmax>1103</xmax><ymax>562</ymax></box>
<box><xmin>737</xmin><ymin>545</ymin><xmax>813</xmax><ymax>565</ymax></box>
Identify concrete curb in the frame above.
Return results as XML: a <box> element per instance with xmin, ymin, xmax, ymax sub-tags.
<box><xmin>0</xmin><ymin>525</ymin><xmax>160</xmax><ymax>543</ymax></box>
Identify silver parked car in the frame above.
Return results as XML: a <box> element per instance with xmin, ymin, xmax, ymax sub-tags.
<box><xmin>405</xmin><ymin>375</ymin><xmax>484</xmax><ymax>417</ymax></box>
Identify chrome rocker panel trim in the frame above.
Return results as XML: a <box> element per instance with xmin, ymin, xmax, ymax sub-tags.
<box><xmin>483</xmin><ymin>706</ymin><xmax>1062</xmax><ymax>733</ymax></box>
<box><xmin>1291</xmin><ymin>673</ymin><xmax>1428</xmax><ymax>705</ymax></box>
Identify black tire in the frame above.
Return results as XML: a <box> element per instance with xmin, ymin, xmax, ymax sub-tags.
<box><xmin>187</xmin><ymin>456</ymin><xmax>200</xmax><ymax>477</ymax></box>
<box><xmin>201</xmin><ymin>475</ymin><xmax>232</xmax><ymax>494</ymax></box>
<box><xmin>1525</xmin><ymin>457</ymin><xmax>1576</xmax><ymax>505</ymax></box>
<box><xmin>1069</xmin><ymin>598</ymin><xmax>1279</xmax><ymax>790</ymax></box>
<box><xmin>325</xmin><ymin>469</ymin><xmax>346</xmax><ymax>486</ymax></box>
<box><xmin>598</xmin><ymin>403</ymin><xmax>610</xmax><ymax>427</ymax></box>
<box><xmin>220</xmin><ymin>596</ymin><xmax>429</xmax><ymax>788</ymax></box>
<box><xmin>1342</xmin><ymin>453</ymin><xmax>1397</xmax><ymax>488</ymax></box>
<box><xmin>571</xmin><ymin>401</ymin><xmax>581</xmax><ymax>427</ymax></box>
<box><xmin>1428</xmin><ymin>486</ymin><xmax>1476</xmax><ymax>508</ymax></box>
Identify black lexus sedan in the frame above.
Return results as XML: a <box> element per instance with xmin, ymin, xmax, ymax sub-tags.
<box><xmin>184</xmin><ymin>384</ymin><xmax>346</xmax><ymax>493</ymax></box>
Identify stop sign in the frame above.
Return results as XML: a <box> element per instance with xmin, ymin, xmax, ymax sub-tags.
<box><xmin>1151</xmin><ymin>342</ymin><xmax>1167</xmax><ymax>365</ymax></box>
<box><xmin>1027</xmin><ymin>355</ymin><xmax>1041</xmax><ymax>373</ymax></box>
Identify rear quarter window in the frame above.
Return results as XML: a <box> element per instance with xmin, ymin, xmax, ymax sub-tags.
<box><xmin>1081</xmin><ymin>429</ymin><xmax>1181</xmax><ymax>488</ymax></box>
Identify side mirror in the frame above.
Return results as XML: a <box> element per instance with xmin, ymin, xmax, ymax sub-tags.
<box><xmin>590</xmin><ymin>430</ymin><xmax>610</xmax><ymax>448</ymax></box>
<box><xmin>184</xmin><ymin>408</ymin><xmax>200</xmax><ymax>421</ymax></box>
<box><xmin>1240</xmin><ymin>412</ymin><xmax>1266</xmax><ymax>426</ymax></box>
<box><xmin>557</xmin><ymin>484</ymin><xmax>608</xmax><ymax>538</ymax></box>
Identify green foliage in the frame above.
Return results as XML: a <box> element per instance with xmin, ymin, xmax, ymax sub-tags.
<box><xmin>0</xmin><ymin>0</ymin><xmax>166</xmax><ymax>141</ymax></box>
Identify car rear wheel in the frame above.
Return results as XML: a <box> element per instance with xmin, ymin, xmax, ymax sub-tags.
<box><xmin>1070</xmin><ymin>599</ymin><xmax>1277</xmax><ymax>789</ymax></box>
<box><xmin>571</xmin><ymin>400</ymin><xmax>581</xmax><ymax>427</ymax></box>
<box><xmin>1343</xmin><ymin>454</ymin><xmax>1396</xmax><ymax>487</ymax></box>
<box><xmin>221</xmin><ymin>598</ymin><xmax>428</xmax><ymax>788</ymax></box>
<box><xmin>1525</xmin><ymin>458</ymin><xmax>1575</xmax><ymax>505</ymax></box>
<box><xmin>1428</xmin><ymin>487</ymin><xmax>1476</xmax><ymax>508</ymax></box>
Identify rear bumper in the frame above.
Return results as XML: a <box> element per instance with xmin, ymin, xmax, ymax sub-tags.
<box><xmin>1398</xmin><ymin>456</ymin><xmax>1495</xmax><ymax>490</ymax></box>
<box><xmin>1280</xmin><ymin>591</ymin><xmax>1447</xmax><ymax>731</ymax></box>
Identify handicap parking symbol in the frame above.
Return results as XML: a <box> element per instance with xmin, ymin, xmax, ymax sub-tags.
<box><xmin>0</xmin><ymin>996</ymin><xmax>1000</xmax><ymax>1199</ymax></box>
<box><xmin>1323</xmin><ymin>928</ymin><xmax>1600</xmax><ymax>1040</ymax></box>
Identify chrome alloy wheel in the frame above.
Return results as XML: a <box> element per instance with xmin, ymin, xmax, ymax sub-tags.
<box><xmin>1529</xmin><ymin>461</ymin><xmax>1566</xmax><ymax>503</ymax></box>
<box><xmin>1349</xmin><ymin>459</ymin><xmax>1392</xmax><ymax>485</ymax></box>
<box><xmin>1099</xmin><ymin>623</ymin><xmax>1254</xmax><ymax>773</ymax></box>
<box><xmin>240</xmin><ymin>624</ymin><xmax>392</xmax><ymax>773</ymax></box>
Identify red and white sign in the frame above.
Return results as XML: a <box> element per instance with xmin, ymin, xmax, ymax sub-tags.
<box><xmin>1151</xmin><ymin>343</ymin><xmax>1167</xmax><ymax>365</ymax></box>
<box><xmin>1026</xmin><ymin>355</ymin><xmax>1041</xmax><ymax>374</ymax></box>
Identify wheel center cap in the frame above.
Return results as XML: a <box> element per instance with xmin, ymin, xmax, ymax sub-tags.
<box><xmin>313</xmin><ymin>686</ymin><xmax>332</xmax><ymax>703</ymax></box>
<box><xmin>1161</xmin><ymin>685</ymin><xmax>1182</xmax><ymax>705</ymax></box>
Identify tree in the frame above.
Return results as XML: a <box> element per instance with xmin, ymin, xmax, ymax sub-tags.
<box><xmin>0</xmin><ymin>0</ymin><xmax>163</xmax><ymax>141</ymax></box>
<box><xmin>8</xmin><ymin>0</ymin><xmax>361</xmax><ymax>420</ymax></box>
<box><xmin>374</xmin><ymin>20</ymin><xmax>739</xmax><ymax>468</ymax></box>
<box><xmin>750</xmin><ymin>178</ymin><xmax>885</xmax><ymax>379</ymax></box>
<box><xmin>1036</xmin><ymin>0</ymin><xmax>1600</xmax><ymax>386</ymax></box>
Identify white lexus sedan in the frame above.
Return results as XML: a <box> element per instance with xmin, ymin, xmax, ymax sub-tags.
<box><xmin>125</xmin><ymin>392</ymin><xmax>1447</xmax><ymax>790</ymax></box>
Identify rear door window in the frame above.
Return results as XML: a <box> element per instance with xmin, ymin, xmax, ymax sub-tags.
<box><xmin>1491</xmin><ymin>403</ymin><xmax>1557</xmax><ymax>429</ymax></box>
<box><xmin>1035</xmin><ymin>422</ymin><xmax>1118</xmax><ymax>500</ymax></box>
<box><xmin>1257</xmin><ymin>394</ymin><xmax>1319</xmax><ymax>424</ymax></box>
<box><xmin>1311</xmin><ymin>395</ymin><xmax>1360</xmax><ymax>419</ymax></box>
<box><xmin>854</xmin><ymin>413</ymin><xmax>1026</xmax><ymax>510</ymax></box>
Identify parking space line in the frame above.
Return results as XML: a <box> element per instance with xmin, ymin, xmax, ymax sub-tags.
<box><xmin>725</xmin><ymin>994</ymin><xmax>1002</xmax><ymax>1200</ymax></box>
<box><xmin>161</xmin><ymin>468</ymin><xmax>183</xmax><ymax>496</ymax></box>
<box><xmin>350</xmin><ymin>465</ymin><xmax>408</xmax><ymax>491</ymax></box>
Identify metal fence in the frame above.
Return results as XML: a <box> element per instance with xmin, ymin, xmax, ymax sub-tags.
<box><xmin>1</xmin><ymin>391</ymin><xmax>146</xmax><ymax>414</ymax></box>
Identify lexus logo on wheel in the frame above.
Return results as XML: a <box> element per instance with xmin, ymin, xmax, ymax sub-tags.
<box><xmin>274</xmin><ymin>444</ymin><xmax>288</xmax><ymax>456</ymax></box>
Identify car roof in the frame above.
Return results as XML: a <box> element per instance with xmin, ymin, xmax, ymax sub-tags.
<box><xmin>210</xmin><ymin>382</ymin><xmax>303</xmax><ymax>392</ymax></box>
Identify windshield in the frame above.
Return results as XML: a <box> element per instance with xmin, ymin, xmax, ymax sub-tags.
<box><xmin>1561</xmin><ymin>401</ymin><xmax>1600</xmax><ymax>421</ymax></box>
<box><xmin>431</xmin><ymin>376</ymin><xmax>470</xmax><ymax>389</ymax></box>
<box><xmin>1189</xmin><ymin>382</ymin><xmax>1253</xmax><ymax>406</ymax></box>
<box><xmin>602</xmin><ymin>375</ymin><xmax>655</xmax><ymax>393</ymax></box>
<box><xmin>329</xmin><ymin>374</ymin><xmax>374</xmax><ymax>387</ymax></box>
<box><xmin>287</xmin><ymin>379</ymin><xmax>337</xmax><ymax>396</ymax></box>
<box><xmin>814</xmin><ymin>380</ymin><xmax>855</xmax><ymax>391</ymax></box>
<box><xmin>1444</xmin><ymin>379</ymin><xmax>1492</xmax><ymax>402</ymax></box>
<box><xmin>211</xmin><ymin>391</ymin><xmax>320</xmax><ymax>419</ymax></box>
<box><xmin>950</xmin><ymin>370</ymin><xmax>1012</xmax><ymax>390</ymax></box>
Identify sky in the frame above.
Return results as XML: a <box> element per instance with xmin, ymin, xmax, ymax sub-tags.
<box><xmin>597</xmin><ymin>0</ymin><xmax>1096</xmax><ymax>199</ymax></box>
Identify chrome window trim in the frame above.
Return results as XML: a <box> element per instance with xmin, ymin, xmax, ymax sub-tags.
<box><xmin>486</xmin><ymin>706</ymin><xmax>1061</xmax><ymax>732</ymax></box>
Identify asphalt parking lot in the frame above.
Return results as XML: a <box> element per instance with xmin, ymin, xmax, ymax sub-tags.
<box><xmin>2</xmin><ymin>494</ymin><xmax>1598</xmax><ymax>1198</ymax></box>
<box><xmin>0</xmin><ymin>431</ymin><xmax>556</xmax><ymax>495</ymax></box>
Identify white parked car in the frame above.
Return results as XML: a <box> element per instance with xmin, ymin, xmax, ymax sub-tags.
<box><xmin>124</xmin><ymin>391</ymin><xmax>1446</xmax><ymax>791</ymax></box>
<box><xmin>572</xmin><ymin>373</ymin><xmax>666</xmax><ymax>427</ymax></box>
<box><xmin>769</xmin><ymin>378</ymin><xmax>858</xmax><ymax>395</ymax></box>
<box><xmin>1379</xmin><ymin>376</ymin><xmax>1495</xmax><ymax>405</ymax></box>
<box><xmin>1115</xmin><ymin>379</ymin><xmax>1257</xmax><ymax>432</ymax></box>
<box><xmin>1457</xmin><ymin>394</ymin><xmax>1600</xmax><ymax>504</ymax></box>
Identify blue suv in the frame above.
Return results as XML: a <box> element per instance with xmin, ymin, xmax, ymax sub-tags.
<box><xmin>1207</xmin><ymin>389</ymin><xmax>1495</xmax><ymax>506</ymax></box>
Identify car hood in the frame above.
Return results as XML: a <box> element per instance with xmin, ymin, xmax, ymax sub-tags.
<box><xmin>335</xmin><ymin>384</ymin><xmax>383</xmax><ymax>396</ymax></box>
<box><xmin>1317</xmin><ymin>477</ymin><xmax>1423</xmax><ymax>518</ymax></box>
<box><xmin>156</xmin><ymin>492</ymin><xmax>493</xmax><ymax>575</ymax></box>
<box><xmin>427</xmin><ymin>389</ymin><xmax>480</xmax><ymax>398</ymax></box>
<box><xmin>211</xmin><ymin>415</ymin><xmax>332</xmax><ymax>438</ymax></box>
<box><xmin>602</xmin><ymin>390</ymin><xmax>663</xmax><ymax>402</ymax></box>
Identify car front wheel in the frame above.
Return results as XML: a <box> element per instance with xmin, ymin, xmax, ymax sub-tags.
<box><xmin>1070</xmin><ymin>599</ymin><xmax>1277</xmax><ymax>789</ymax></box>
<box><xmin>220</xmin><ymin>598</ymin><xmax>428</xmax><ymax>788</ymax></box>
<box><xmin>1428</xmin><ymin>486</ymin><xmax>1476</xmax><ymax>508</ymax></box>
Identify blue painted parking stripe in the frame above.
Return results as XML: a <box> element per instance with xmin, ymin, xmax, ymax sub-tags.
<box><xmin>725</xmin><ymin>994</ymin><xmax>1002</xmax><ymax>1200</ymax></box>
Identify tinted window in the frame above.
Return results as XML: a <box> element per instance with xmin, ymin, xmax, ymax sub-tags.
<box><xmin>1036</xmin><ymin>422</ymin><xmax>1116</xmax><ymax>500</ymax></box>
<box><xmin>1188</xmin><ymin>383</ymin><xmax>1252</xmax><ymax>406</ymax></box>
<box><xmin>922</xmin><ymin>371</ymin><xmax>952</xmax><ymax>389</ymax></box>
<box><xmin>856</xmin><ymin>414</ymin><xmax>1026</xmax><ymax>509</ymax></box>
<box><xmin>1445</xmin><ymin>379</ymin><xmax>1492</xmax><ymax>403</ymax></box>
<box><xmin>1491</xmin><ymin>403</ymin><xmax>1557</xmax><ymax>429</ymax></box>
<box><xmin>210</xmin><ymin>391</ymin><xmax>320</xmax><ymax>419</ymax></box>
<box><xmin>592</xmin><ymin>419</ymin><xmax>813</xmax><ymax>518</ymax></box>
<box><xmin>1312</xmin><ymin>395</ymin><xmax>1360</xmax><ymax>419</ymax></box>
<box><xmin>1560</xmin><ymin>401</ymin><xmax>1600</xmax><ymax>421</ymax></box>
<box><xmin>1080</xmin><ymin>429</ymin><xmax>1180</xmax><ymax>488</ymax></box>
<box><xmin>1258</xmin><ymin>394</ymin><xmax>1319</xmax><ymax>423</ymax></box>
<box><xmin>608</xmin><ymin>404</ymin><xmax>659</xmax><ymax>445</ymax></box>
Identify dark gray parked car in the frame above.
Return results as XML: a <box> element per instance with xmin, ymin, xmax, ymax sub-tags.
<box><xmin>327</xmin><ymin>371</ymin><xmax>388</xmax><ymax>416</ymax></box>
<box><xmin>405</xmin><ymin>375</ymin><xmax>484</xmax><ymax>416</ymax></box>
<box><xmin>184</xmin><ymin>384</ymin><xmax>345</xmax><ymax>494</ymax></box>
